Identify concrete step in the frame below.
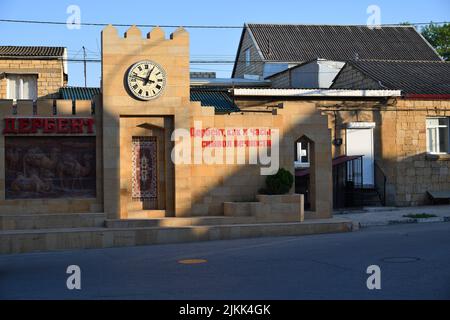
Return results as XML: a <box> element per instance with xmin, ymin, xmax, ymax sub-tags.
<box><xmin>127</xmin><ymin>210</ymin><xmax>166</xmax><ymax>219</ymax></box>
<box><xmin>0</xmin><ymin>218</ymin><xmax>354</xmax><ymax>255</ymax></box>
<box><xmin>0</xmin><ymin>213</ymin><xmax>106</xmax><ymax>231</ymax></box>
<box><xmin>105</xmin><ymin>216</ymin><xmax>257</xmax><ymax>228</ymax></box>
<box><xmin>363</xmin><ymin>206</ymin><xmax>398</xmax><ymax>212</ymax></box>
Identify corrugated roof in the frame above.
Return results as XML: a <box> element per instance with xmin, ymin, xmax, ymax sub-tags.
<box><xmin>233</xmin><ymin>88</ymin><xmax>402</xmax><ymax>97</ymax></box>
<box><xmin>0</xmin><ymin>46</ymin><xmax>66</xmax><ymax>58</ymax></box>
<box><xmin>191</xmin><ymin>78</ymin><xmax>271</xmax><ymax>87</ymax></box>
<box><xmin>246</xmin><ymin>24</ymin><xmax>442</xmax><ymax>62</ymax></box>
<box><xmin>335</xmin><ymin>60</ymin><xmax>450</xmax><ymax>95</ymax></box>
<box><xmin>59</xmin><ymin>86</ymin><xmax>240</xmax><ymax>113</ymax></box>
<box><xmin>191</xmin><ymin>88</ymin><xmax>240</xmax><ymax>113</ymax></box>
<box><xmin>59</xmin><ymin>87</ymin><xmax>101</xmax><ymax>100</ymax></box>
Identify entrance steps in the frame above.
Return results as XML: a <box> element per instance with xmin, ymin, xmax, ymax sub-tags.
<box><xmin>0</xmin><ymin>213</ymin><xmax>105</xmax><ymax>231</ymax></box>
<box><xmin>354</xmin><ymin>188</ymin><xmax>384</xmax><ymax>207</ymax></box>
<box><xmin>0</xmin><ymin>216</ymin><xmax>354</xmax><ymax>255</ymax></box>
<box><xmin>126</xmin><ymin>210</ymin><xmax>166</xmax><ymax>219</ymax></box>
<box><xmin>105</xmin><ymin>216</ymin><xmax>257</xmax><ymax>228</ymax></box>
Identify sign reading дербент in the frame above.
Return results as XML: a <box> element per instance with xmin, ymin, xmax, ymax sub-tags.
<box><xmin>2</xmin><ymin>117</ymin><xmax>95</xmax><ymax>135</ymax></box>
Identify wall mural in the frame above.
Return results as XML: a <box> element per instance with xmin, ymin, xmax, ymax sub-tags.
<box><xmin>5</xmin><ymin>137</ymin><xmax>96</xmax><ymax>199</ymax></box>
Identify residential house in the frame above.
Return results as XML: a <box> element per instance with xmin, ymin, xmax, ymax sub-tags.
<box><xmin>232</xmin><ymin>23</ymin><xmax>442</xmax><ymax>81</ymax></box>
<box><xmin>330</xmin><ymin>60</ymin><xmax>450</xmax><ymax>206</ymax></box>
<box><xmin>0</xmin><ymin>46</ymin><xmax>68</xmax><ymax>100</ymax></box>
<box><xmin>231</xmin><ymin>23</ymin><xmax>449</xmax><ymax>207</ymax></box>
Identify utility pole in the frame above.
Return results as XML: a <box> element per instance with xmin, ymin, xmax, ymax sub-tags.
<box><xmin>82</xmin><ymin>46</ymin><xmax>87</xmax><ymax>87</ymax></box>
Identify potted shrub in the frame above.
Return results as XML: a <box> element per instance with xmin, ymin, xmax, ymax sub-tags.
<box><xmin>259</xmin><ymin>168</ymin><xmax>294</xmax><ymax>195</ymax></box>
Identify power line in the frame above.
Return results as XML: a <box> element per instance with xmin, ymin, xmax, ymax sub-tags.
<box><xmin>0</xmin><ymin>18</ymin><xmax>448</xmax><ymax>29</ymax></box>
<box><xmin>2</xmin><ymin>56</ymin><xmax>446</xmax><ymax>72</ymax></box>
<box><xmin>0</xmin><ymin>55</ymin><xmax>243</xmax><ymax>63</ymax></box>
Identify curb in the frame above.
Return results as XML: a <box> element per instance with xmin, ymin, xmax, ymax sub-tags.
<box><xmin>356</xmin><ymin>216</ymin><xmax>450</xmax><ymax>228</ymax></box>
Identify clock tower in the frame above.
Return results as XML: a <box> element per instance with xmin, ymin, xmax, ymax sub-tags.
<box><xmin>101</xmin><ymin>25</ymin><xmax>192</xmax><ymax>219</ymax></box>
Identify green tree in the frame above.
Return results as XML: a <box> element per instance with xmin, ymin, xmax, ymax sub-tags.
<box><xmin>421</xmin><ymin>22</ymin><xmax>450</xmax><ymax>60</ymax></box>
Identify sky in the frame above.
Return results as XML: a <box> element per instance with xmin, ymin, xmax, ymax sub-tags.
<box><xmin>0</xmin><ymin>0</ymin><xmax>448</xmax><ymax>87</ymax></box>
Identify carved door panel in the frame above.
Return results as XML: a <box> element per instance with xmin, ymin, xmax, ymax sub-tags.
<box><xmin>131</xmin><ymin>136</ymin><xmax>158</xmax><ymax>209</ymax></box>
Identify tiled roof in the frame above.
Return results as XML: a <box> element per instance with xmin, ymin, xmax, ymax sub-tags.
<box><xmin>191</xmin><ymin>88</ymin><xmax>240</xmax><ymax>113</ymax></box>
<box><xmin>336</xmin><ymin>60</ymin><xmax>450</xmax><ymax>95</ymax></box>
<box><xmin>59</xmin><ymin>87</ymin><xmax>101</xmax><ymax>100</ymax></box>
<box><xmin>246</xmin><ymin>24</ymin><xmax>442</xmax><ymax>62</ymax></box>
<box><xmin>0</xmin><ymin>46</ymin><xmax>66</xmax><ymax>58</ymax></box>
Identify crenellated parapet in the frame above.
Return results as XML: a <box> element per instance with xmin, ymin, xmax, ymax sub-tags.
<box><xmin>0</xmin><ymin>98</ymin><xmax>99</xmax><ymax>118</ymax></box>
<box><xmin>102</xmin><ymin>24</ymin><xmax>189</xmax><ymax>55</ymax></box>
<box><xmin>0</xmin><ymin>98</ymin><xmax>102</xmax><ymax>136</ymax></box>
<box><xmin>103</xmin><ymin>24</ymin><xmax>189</xmax><ymax>40</ymax></box>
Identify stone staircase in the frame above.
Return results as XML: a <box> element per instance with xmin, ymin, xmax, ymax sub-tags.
<box><xmin>0</xmin><ymin>213</ymin><xmax>354</xmax><ymax>255</ymax></box>
<box><xmin>353</xmin><ymin>188</ymin><xmax>384</xmax><ymax>207</ymax></box>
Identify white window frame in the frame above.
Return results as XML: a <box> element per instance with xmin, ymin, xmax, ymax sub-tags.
<box><xmin>6</xmin><ymin>74</ymin><xmax>38</xmax><ymax>100</ymax></box>
<box><xmin>426</xmin><ymin>117</ymin><xmax>449</xmax><ymax>154</ymax></box>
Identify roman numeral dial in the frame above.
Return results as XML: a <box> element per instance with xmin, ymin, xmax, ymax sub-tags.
<box><xmin>126</xmin><ymin>60</ymin><xmax>166</xmax><ymax>100</ymax></box>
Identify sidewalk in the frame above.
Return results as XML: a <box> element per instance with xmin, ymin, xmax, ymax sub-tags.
<box><xmin>335</xmin><ymin>205</ymin><xmax>450</xmax><ymax>229</ymax></box>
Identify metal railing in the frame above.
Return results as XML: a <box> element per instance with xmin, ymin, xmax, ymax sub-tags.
<box><xmin>332</xmin><ymin>155</ymin><xmax>363</xmax><ymax>208</ymax></box>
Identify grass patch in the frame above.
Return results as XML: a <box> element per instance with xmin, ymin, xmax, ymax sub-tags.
<box><xmin>403</xmin><ymin>213</ymin><xmax>437</xmax><ymax>219</ymax></box>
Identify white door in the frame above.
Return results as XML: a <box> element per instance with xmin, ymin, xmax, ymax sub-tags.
<box><xmin>346</xmin><ymin>125</ymin><xmax>374</xmax><ymax>187</ymax></box>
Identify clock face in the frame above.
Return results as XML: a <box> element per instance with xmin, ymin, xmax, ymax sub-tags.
<box><xmin>126</xmin><ymin>60</ymin><xmax>166</xmax><ymax>100</ymax></box>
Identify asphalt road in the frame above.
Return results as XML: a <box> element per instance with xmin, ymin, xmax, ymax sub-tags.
<box><xmin>1</xmin><ymin>222</ymin><xmax>449</xmax><ymax>300</ymax></box>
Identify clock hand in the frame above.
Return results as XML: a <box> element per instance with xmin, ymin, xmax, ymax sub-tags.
<box><xmin>144</xmin><ymin>66</ymin><xmax>156</xmax><ymax>85</ymax></box>
<box><xmin>130</xmin><ymin>75</ymin><xmax>147</xmax><ymax>82</ymax></box>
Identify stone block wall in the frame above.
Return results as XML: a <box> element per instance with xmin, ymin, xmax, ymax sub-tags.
<box><xmin>317</xmin><ymin>98</ymin><xmax>450</xmax><ymax>207</ymax></box>
<box><xmin>0</xmin><ymin>98</ymin><xmax>103</xmax><ymax>214</ymax></box>
<box><xmin>232</xmin><ymin>99</ymin><xmax>333</xmax><ymax>218</ymax></box>
<box><xmin>224</xmin><ymin>194</ymin><xmax>305</xmax><ymax>222</ymax></box>
<box><xmin>394</xmin><ymin>99</ymin><xmax>450</xmax><ymax>206</ymax></box>
<box><xmin>0</xmin><ymin>77</ymin><xmax>6</xmax><ymax>98</ymax></box>
<box><xmin>101</xmin><ymin>25</ymin><xmax>333</xmax><ymax>220</ymax></box>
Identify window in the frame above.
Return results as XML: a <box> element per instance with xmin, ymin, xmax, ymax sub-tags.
<box><xmin>426</xmin><ymin>118</ymin><xmax>449</xmax><ymax>154</ymax></box>
<box><xmin>245</xmin><ymin>48</ymin><xmax>251</xmax><ymax>67</ymax></box>
<box><xmin>7</xmin><ymin>74</ymin><xmax>37</xmax><ymax>100</ymax></box>
<box><xmin>295</xmin><ymin>140</ymin><xmax>310</xmax><ymax>168</ymax></box>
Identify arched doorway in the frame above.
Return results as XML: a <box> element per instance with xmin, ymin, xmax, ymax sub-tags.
<box><xmin>294</xmin><ymin>135</ymin><xmax>315</xmax><ymax>210</ymax></box>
